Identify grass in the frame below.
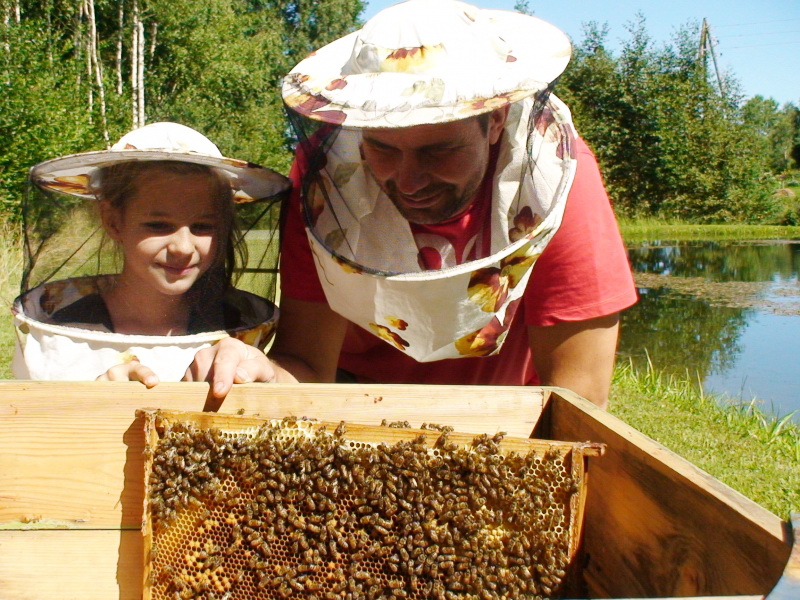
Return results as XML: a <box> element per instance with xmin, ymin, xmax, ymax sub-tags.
<box><xmin>1</xmin><ymin>220</ymin><xmax>798</xmax><ymax>518</ymax></box>
<box><xmin>610</xmin><ymin>359</ymin><xmax>799</xmax><ymax>518</ymax></box>
<box><xmin>619</xmin><ymin>218</ymin><xmax>800</xmax><ymax>243</ymax></box>
<box><xmin>0</xmin><ymin>220</ymin><xmax>22</xmax><ymax>379</ymax></box>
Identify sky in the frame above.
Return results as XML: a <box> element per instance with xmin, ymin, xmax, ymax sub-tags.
<box><xmin>360</xmin><ymin>0</ymin><xmax>800</xmax><ymax>106</ymax></box>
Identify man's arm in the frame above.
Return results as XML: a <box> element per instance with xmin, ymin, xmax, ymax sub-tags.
<box><xmin>268</xmin><ymin>296</ymin><xmax>348</xmax><ymax>383</ymax></box>
<box><xmin>184</xmin><ymin>296</ymin><xmax>347</xmax><ymax>398</ymax></box>
<box><xmin>528</xmin><ymin>313</ymin><xmax>620</xmax><ymax>409</ymax></box>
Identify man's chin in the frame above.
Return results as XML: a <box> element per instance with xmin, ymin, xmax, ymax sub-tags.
<box><xmin>391</xmin><ymin>197</ymin><xmax>468</xmax><ymax>225</ymax></box>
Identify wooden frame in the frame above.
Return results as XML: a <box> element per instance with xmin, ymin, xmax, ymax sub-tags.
<box><xmin>0</xmin><ymin>381</ymin><xmax>795</xmax><ymax>599</ymax></box>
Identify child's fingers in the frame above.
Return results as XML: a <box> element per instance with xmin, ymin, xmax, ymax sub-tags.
<box><xmin>96</xmin><ymin>362</ymin><xmax>158</xmax><ymax>387</ymax></box>
<box><xmin>232</xmin><ymin>355</ymin><xmax>276</xmax><ymax>385</ymax></box>
<box><xmin>129</xmin><ymin>364</ymin><xmax>159</xmax><ymax>388</ymax></box>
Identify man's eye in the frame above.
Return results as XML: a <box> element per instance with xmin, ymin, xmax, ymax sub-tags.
<box><xmin>425</xmin><ymin>146</ymin><xmax>458</xmax><ymax>158</ymax></box>
<box><xmin>364</xmin><ymin>142</ymin><xmax>395</xmax><ymax>156</ymax></box>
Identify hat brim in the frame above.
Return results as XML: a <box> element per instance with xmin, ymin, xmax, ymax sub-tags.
<box><xmin>282</xmin><ymin>7</ymin><xmax>571</xmax><ymax>128</ymax></box>
<box><xmin>29</xmin><ymin>149</ymin><xmax>289</xmax><ymax>204</ymax></box>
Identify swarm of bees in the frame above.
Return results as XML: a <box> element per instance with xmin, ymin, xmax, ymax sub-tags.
<box><xmin>143</xmin><ymin>412</ymin><xmax>591</xmax><ymax>600</ymax></box>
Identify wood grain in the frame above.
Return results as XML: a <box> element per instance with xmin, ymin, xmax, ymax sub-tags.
<box><xmin>0</xmin><ymin>530</ymin><xmax>142</xmax><ymax>600</ymax></box>
<box><xmin>0</xmin><ymin>530</ymin><xmax>766</xmax><ymax>600</ymax></box>
<box><xmin>546</xmin><ymin>387</ymin><xmax>790</xmax><ymax>599</ymax></box>
<box><xmin>0</xmin><ymin>381</ymin><xmax>544</xmax><ymax>527</ymax></box>
<box><xmin>0</xmin><ymin>381</ymin><xmax>790</xmax><ymax>600</ymax></box>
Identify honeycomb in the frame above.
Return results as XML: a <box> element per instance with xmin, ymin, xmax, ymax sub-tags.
<box><xmin>141</xmin><ymin>411</ymin><xmax>601</xmax><ymax>600</ymax></box>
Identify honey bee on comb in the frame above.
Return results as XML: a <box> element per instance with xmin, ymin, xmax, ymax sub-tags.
<box><xmin>142</xmin><ymin>411</ymin><xmax>601</xmax><ymax>600</ymax></box>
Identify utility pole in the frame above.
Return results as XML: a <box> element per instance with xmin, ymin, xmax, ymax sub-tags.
<box><xmin>698</xmin><ymin>18</ymin><xmax>726</xmax><ymax>98</ymax></box>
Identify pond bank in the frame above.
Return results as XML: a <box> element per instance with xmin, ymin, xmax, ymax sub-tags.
<box><xmin>621</xmin><ymin>237</ymin><xmax>800</xmax><ymax>425</ymax></box>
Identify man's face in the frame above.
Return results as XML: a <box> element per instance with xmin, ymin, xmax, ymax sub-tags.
<box><xmin>360</xmin><ymin>109</ymin><xmax>507</xmax><ymax>225</ymax></box>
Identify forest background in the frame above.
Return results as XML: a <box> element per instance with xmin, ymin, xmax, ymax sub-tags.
<box><xmin>1</xmin><ymin>0</ymin><xmax>800</xmax><ymax>228</ymax></box>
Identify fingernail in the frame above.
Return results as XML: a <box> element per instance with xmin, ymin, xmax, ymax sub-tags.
<box><xmin>235</xmin><ymin>368</ymin><xmax>251</xmax><ymax>383</ymax></box>
<box><xmin>214</xmin><ymin>381</ymin><xmax>226</xmax><ymax>395</ymax></box>
<box><xmin>145</xmin><ymin>376</ymin><xmax>157</xmax><ymax>388</ymax></box>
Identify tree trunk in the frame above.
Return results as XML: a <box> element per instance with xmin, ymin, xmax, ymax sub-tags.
<box><xmin>86</xmin><ymin>0</ymin><xmax>110</xmax><ymax>144</ymax></box>
<box><xmin>2</xmin><ymin>5</ymin><xmax>8</xmax><ymax>85</ymax></box>
<box><xmin>83</xmin><ymin>0</ymin><xmax>92</xmax><ymax>123</ymax></box>
<box><xmin>137</xmin><ymin>20</ymin><xmax>145</xmax><ymax>126</ymax></box>
<box><xmin>130</xmin><ymin>0</ymin><xmax>146</xmax><ymax>128</ymax></box>
<box><xmin>149</xmin><ymin>21</ymin><xmax>157</xmax><ymax>58</ymax></box>
<box><xmin>116</xmin><ymin>2</ymin><xmax>124</xmax><ymax>95</ymax></box>
<box><xmin>131</xmin><ymin>0</ymin><xmax>140</xmax><ymax>128</ymax></box>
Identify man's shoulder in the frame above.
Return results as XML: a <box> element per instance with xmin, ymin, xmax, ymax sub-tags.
<box><xmin>573</xmin><ymin>136</ymin><xmax>597</xmax><ymax>160</ymax></box>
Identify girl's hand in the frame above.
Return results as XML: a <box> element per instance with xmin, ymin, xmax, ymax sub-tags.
<box><xmin>96</xmin><ymin>361</ymin><xmax>160</xmax><ymax>388</ymax></box>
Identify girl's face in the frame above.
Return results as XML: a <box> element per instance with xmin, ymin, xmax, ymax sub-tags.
<box><xmin>102</xmin><ymin>168</ymin><xmax>219</xmax><ymax>298</ymax></box>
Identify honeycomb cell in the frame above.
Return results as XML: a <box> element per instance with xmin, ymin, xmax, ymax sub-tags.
<box><xmin>144</xmin><ymin>415</ymin><xmax>589</xmax><ymax>600</ymax></box>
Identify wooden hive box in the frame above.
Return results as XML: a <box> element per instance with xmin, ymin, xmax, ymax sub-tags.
<box><xmin>0</xmin><ymin>381</ymin><xmax>796</xmax><ymax>599</ymax></box>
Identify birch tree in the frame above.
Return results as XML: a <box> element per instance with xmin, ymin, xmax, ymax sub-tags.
<box><xmin>130</xmin><ymin>0</ymin><xmax>144</xmax><ymax>128</ymax></box>
<box><xmin>85</xmin><ymin>0</ymin><xmax>109</xmax><ymax>144</ymax></box>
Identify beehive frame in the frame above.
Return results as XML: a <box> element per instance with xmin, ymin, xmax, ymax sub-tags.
<box><xmin>141</xmin><ymin>409</ymin><xmax>604</xmax><ymax>600</ymax></box>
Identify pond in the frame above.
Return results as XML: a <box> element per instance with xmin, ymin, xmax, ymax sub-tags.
<box><xmin>619</xmin><ymin>240</ymin><xmax>800</xmax><ymax>424</ymax></box>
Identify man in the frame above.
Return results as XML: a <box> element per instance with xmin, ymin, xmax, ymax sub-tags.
<box><xmin>188</xmin><ymin>0</ymin><xmax>637</xmax><ymax>408</ymax></box>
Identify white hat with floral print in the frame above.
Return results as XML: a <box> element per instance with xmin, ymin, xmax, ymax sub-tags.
<box><xmin>29</xmin><ymin>121</ymin><xmax>289</xmax><ymax>204</ymax></box>
<box><xmin>282</xmin><ymin>0</ymin><xmax>571</xmax><ymax>128</ymax></box>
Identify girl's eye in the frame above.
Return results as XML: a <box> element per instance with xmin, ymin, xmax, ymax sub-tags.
<box><xmin>143</xmin><ymin>221</ymin><xmax>172</xmax><ymax>232</ymax></box>
<box><xmin>191</xmin><ymin>223</ymin><xmax>216</xmax><ymax>235</ymax></box>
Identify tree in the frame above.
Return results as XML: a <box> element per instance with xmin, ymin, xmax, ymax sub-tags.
<box><xmin>0</xmin><ymin>17</ymin><xmax>104</xmax><ymax>220</ymax></box>
<box><xmin>743</xmin><ymin>97</ymin><xmax>799</xmax><ymax>173</ymax></box>
<box><xmin>559</xmin><ymin>16</ymin><xmax>776</xmax><ymax>223</ymax></box>
<box><xmin>0</xmin><ymin>0</ymin><xmax>365</xmax><ymax>222</ymax></box>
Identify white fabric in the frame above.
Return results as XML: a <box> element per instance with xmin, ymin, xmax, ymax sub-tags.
<box><xmin>12</xmin><ymin>276</ymin><xmax>277</xmax><ymax>381</ymax></box>
<box><xmin>282</xmin><ymin>0</ymin><xmax>572</xmax><ymax>128</ymax></box>
<box><xmin>29</xmin><ymin>122</ymin><xmax>289</xmax><ymax>203</ymax></box>
<box><xmin>305</xmin><ymin>95</ymin><xmax>577</xmax><ymax>361</ymax></box>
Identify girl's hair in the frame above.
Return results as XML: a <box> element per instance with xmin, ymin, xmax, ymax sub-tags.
<box><xmin>92</xmin><ymin>160</ymin><xmax>246</xmax><ymax>295</ymax></box>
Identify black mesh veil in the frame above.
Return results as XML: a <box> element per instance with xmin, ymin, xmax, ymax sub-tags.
<box><xmin>19</xmin><ymin>170</ymin><xmax>286</xmax><ymax>304</ymax></box>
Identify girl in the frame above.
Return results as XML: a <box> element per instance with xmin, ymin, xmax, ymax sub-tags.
<box><xmin>12</xmin><ymin>122</ymin><xmax>289</xmax><ymax>384</ymax></box>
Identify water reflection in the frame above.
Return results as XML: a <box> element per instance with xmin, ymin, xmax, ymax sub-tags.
<box><xmin>628</xmin><ymin>240</ymin><xmax>800</xmax><ymax>282</ymax></box>
<box><xmin>620</xmin><ymin>240</ymin><xmax>800</xmax><ymax>423</ymax></box>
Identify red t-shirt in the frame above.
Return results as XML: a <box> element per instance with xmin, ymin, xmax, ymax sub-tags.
<box><xmin>280</xmin><ymin>136</ymin><xmax>637</xmax><ymax>385</ymax></box>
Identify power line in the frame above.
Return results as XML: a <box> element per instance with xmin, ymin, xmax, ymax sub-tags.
<box><xmin>714</xmin><ymin>18</ymin><xmax>800</xmax><ymax>28</ymax></box>
<box><xmin>723</xmin><ymin>30</ymin><xmax>800</xmax><ymax>38</ymax></box>
<box><xmin>724</xmin><ymin>41</ymin><xmax>800</xmax><ymax>50</ymax></box>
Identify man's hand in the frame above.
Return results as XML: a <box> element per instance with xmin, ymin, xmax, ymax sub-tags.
<box><xmin>183</xmin><ymin>337</ymin><xmax>292</xmax><ymax>400</ymax></box>
<box><xmin>96</xmin><ymin>360</ymin><xmax>159</xmax><ymax>388</ymax></box>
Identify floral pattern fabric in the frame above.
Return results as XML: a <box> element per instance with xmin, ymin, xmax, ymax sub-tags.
<box><xmin>12</xmin><ymin>275</ymin><xmax>278</xmax><ymax>381</ymax></box>
<box><xmin>303</xmin><ymin>94</ymin><xmax>577</xmax><ymax>362</ymax></box>
<box><xmin>281</xmin><ymin>0</ymin><xmax>572</xmax><ymax>129</ymax></box>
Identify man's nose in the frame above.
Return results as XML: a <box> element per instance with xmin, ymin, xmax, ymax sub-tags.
<box><xmin>394</xmin><ymin>152</ymin><xmax>430</xmax><ymax>195</ymax></box>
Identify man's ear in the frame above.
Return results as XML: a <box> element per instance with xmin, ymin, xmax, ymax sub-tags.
<box><xmin>488</xmin><ymin>105</ymin><xmax>510</xmax><ymax>144</ymax></box>
<box><xmin>99</xmin><ymin>201</ymin><xmax>123</xmax><ymax>241</ymax></box>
